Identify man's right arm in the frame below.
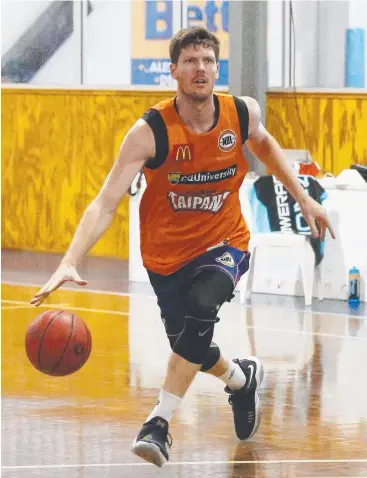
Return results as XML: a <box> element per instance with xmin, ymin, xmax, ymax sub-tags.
<box><xmin>31</xmin><ymin>119</ymin><xmax>155</xmax><ymax>306</ymax></box>
<box><xmin>61</xmin><ymin>119</ymin><xmax>154</xmax><ymax>266</ymax></box>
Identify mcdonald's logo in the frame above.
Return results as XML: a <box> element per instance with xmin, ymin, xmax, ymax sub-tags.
<box><xmin>171</xmin><ymin>144</ymin><xmax>194</xmax><ymax>161</ymax></box>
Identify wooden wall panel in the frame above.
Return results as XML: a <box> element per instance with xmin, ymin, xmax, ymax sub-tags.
<box><xmin>266</xmin><ymin>91</ymin><xmax>367</xmax><ymax>175</ymax></box>
<box><xmin>4</xmin><ymin>88</ymin><xmax>365</xmax><ymax>258</ymax></box>
<box><xmin>1</xmin><ymin>89</ymin><xmax>171</xmax><ymax>258</ymax></box>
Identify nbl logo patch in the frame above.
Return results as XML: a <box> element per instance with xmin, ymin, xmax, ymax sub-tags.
<box><xmin>215</xmin><ymin>252</ymin><xmax>235</xmax><ymax>267</ymax></box>
<box><xmin>218</xmin><ymin>130</ymin><xmax>236</xmax><ymax>152</ymax></box>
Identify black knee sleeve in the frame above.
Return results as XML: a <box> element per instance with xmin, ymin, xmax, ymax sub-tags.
<box><xmin>200</xmin><ymin>341</ymin><xmax>221</xmax><ymax>372</ymax></box>
<box><xmin>174</xmin><ymin>315</ymin><xmax>216</xmax><ymax>364</ymax></box>
<box><xmin>163</xmin><ymin>316</ymin><xmax>219</xmax><ymax>371</ymax></box>
<box><xmin>173</xmin><ymin>271</ymin><xmax>233</xmax><ymax>365</ymax></box>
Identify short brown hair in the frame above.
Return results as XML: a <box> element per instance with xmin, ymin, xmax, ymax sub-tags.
<box><xmin>169</xmin><ymin>27</ymin><xmax>220</xmax><ymax>64</ymax></box>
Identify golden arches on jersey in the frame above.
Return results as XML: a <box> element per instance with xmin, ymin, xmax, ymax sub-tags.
<box><xmin>173</xmin><ymin>144</ymin><xmax>193</xmax><ymax>161</ymax></box>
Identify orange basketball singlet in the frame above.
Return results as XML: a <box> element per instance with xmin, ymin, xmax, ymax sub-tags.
<box><xmin>140</xmin><ymin>93</ymin><xmax>250</xmax><ymax>275</ymax></box>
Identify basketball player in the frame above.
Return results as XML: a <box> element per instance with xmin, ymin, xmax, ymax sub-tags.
<box><xmin>31</xmin><ymin>27</ymin><xmax>335</xmax><ymax>467</ymax></box>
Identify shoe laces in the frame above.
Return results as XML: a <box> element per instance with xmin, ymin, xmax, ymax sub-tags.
<box><xmin>226</xmin><ymin>385</ymin><xmax>250</xmax><ymax>406</ymax></box>
<box><xmin>166</xmin><ymin>433</ymin><xmax>173</xmax><ymax>448</ymax></box>
<box><xmin>147</xmin><ymin>419</ymin><xmax>173</xmax><ymax>448</ymax></box>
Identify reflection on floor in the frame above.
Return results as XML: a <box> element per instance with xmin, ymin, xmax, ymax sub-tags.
<box><xmin>1</xmin><ymin>250</ymin><xmax>367</xmax><ymax>478</ymax></box>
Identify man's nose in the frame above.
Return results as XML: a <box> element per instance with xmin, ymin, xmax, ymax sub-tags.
<box><xmin>196</xmin><ymin>60</ymin><xmax>205</xmax><ymax>71</ymax></box>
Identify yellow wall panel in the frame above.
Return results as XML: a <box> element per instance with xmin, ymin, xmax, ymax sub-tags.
<box><xmin>1</xmin><ymin>88</ymin><xmax>171</xmax><ymax>258</ymax></box>
<box><xmin>266</xmin><ymin>91</ymin><xmax>367</xmax><ymax>176</ymax></box>
<box><xmin>4</xmin><ymin>89</ymin><xmax>365</xmax><ymax>257</ymax></box>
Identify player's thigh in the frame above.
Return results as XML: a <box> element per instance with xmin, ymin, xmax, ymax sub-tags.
<box><xmin>147</xmin><ymin>269</ymin><xmax>188</xmax><ymax>338</ymax></box>
<box><xmin>186</xmin><ymin>268</ymin><xmax>234</xmax><ymax>319</ymax></box>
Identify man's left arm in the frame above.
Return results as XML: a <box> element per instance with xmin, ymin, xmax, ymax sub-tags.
<box><xmin>240</xmin><ymin>96</ymin><xmax>335</xmax><ymax>241</ymax></box>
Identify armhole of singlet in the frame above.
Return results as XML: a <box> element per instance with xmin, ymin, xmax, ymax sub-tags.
<box><xmin>141</xmin><ymin>109</ymin><xmax>169</xmax><ymax>170</ymax></box>
<box><xmin>233</xmin><ymin>96</ymin><xmax>249</xmax><ymax>144</ymax></box>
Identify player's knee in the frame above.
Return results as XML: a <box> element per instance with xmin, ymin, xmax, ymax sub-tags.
<box><xmin>173</xmin><ymin>315</ymin><xmax>215</xmax><ymax>364</ymax></box>
<box><xmin>169</xmin><ymin>271</ymin><xmax>233</xmax><ymax>364</ymax></box>
<box><xmin>173</xmin><ymin>280</ymin><xmax>221</xmax><ymax>363</ymax></box>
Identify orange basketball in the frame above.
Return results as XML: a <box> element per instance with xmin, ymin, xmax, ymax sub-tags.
<box><xmin>25</xmin><ymin>309</ymin><xmax>92</xmax><ymax>376</ymax></box>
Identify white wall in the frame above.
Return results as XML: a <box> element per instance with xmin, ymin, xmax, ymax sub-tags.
<box><xmin>349</xmin><ymin>0</ymin><xmax>367</xmax><ymax>28</ymax></box>
<box><xmin>33</xmin><ymin>30</ymin><xmax>81</xmax><ymax>84</ymax></box>
<box><xmin>2</xmin><ymin>0</ymin><xmax>367</xmax><ymax>87</ymax></box>
<box><xmin>268</xmin><ymin>0</ymin><xmax>351</xmax><ymax>88</ymax></box>
<box><xmin>318</xmin><ymin>1</ymin><xmax>350</xmax><ymax>88</ymax></box>
<box><xmin>267</xmin><ymin>0</ymin><xmax>283</xmax><ymax>87</ymax></box>
<box><xmin>1</xmin><ymin>0</ymin><xmax>51</xmax><ymax>55</ymax></box>
<box><xmin>34</xmin><ymin>1</ymin><xmax>132</xmax><ymax>85</ymax></box>
<box><xmin>349</xmin><ymin>0</ymin><xmax>367</xmax><ymax>86</ymax></box>
<box><xmin>292</xmin><ymin>0</ymin><xmax>320</xmax><ymax>87</ymax></box>
<box><xmin>83</xmin><ymin>1</ymin><xmax>131</xmax><ymax>85</ymax></box>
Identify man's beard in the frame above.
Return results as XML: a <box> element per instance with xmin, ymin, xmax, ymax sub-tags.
<box><xmin>181</xmin><ymin>86</ymin><xmax>212</xmax><ymax>103</ymax></box>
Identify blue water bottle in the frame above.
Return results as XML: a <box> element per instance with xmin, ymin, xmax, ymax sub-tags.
<box><xmin>348</xmin><ymin>266</ymin><xmax>360</xmax><ymax>306</ymax></box>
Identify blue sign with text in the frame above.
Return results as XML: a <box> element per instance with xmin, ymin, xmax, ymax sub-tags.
<box><xmin>131</xmin><ymin>1</ymin><xmax>229</xmax><ymax>86</ymax></box>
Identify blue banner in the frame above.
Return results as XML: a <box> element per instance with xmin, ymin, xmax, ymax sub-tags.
<box><xmin>131</xmin><ymin>59</ymin><xmax>228</xmax><ymax>87</ymax></box>
<box><xmin>131</xmin><ymin>1</ymin><xmax>229</xmax><ymax>86</ymax></box>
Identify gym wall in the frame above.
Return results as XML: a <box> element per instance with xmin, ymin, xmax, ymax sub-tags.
<box><xmin>1</xmin><ymin>88</ymin><xmax>171</xmax><ymax>258</ymax></box>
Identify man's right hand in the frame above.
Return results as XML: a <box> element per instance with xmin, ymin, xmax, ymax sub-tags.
<box><xmin>30</xmin><ymin>264</ymin><xmax>87</xmax><ymax>307</ymax></box>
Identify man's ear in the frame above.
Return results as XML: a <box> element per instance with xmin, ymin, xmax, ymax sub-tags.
<box><xmin>170</xmin><ymin>63</ymin><xmax>177</xmax><ymax>80</ymax></box>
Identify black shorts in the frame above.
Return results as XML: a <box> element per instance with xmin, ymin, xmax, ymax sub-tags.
<box><xmin>147</xmin><ymin>246</ymin><xmax>250</xmax><ymax>337</ymax></box>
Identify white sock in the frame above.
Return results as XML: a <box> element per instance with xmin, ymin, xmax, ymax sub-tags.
<box><xmin>218</xmin><ymin>361</ymin><xmax>247</xmax><ymax>390</ymax></box>
<box><xmin>146</xmin><ymin>389</ymin><xmax>182</xmax><ymax>424</ymax></box>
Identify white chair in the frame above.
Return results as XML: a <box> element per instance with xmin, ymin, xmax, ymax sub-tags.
<box><xmin>239</xmin><ymin>232</ymin><xmax>323</xmax><ymax>306</ymax></box>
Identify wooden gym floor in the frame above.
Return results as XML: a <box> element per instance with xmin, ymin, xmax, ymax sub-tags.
<box><xmin>1</xmin><ymin>250</ymin><xmax>367</xmax><ymax>478</ymax></box>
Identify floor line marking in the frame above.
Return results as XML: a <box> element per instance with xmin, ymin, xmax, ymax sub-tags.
<box><xmin>3</xmin><ymin>280</ymin><xmax>366</xmax><ymax>319</ymax></box>
<box><xmin>243</xmin><ymin>303</ymin><xmax>367</xmax><ymax>320</ymax></box>
<box><xmin>2</xmin><ymin>459</ymin><xmax>367</xmax><ymax>470</ymax></box>
<box><xmin>1</xmin><ymin>300</ymin><xmax>128</xmax><ymax>316</ymax></box>
<box><xmin>246</xmin><ymin>325</ymin><xmax>367</xmax><ymax>341</ymax></box>
<box><xmin>1</xmin><ymin>302</ymin><xmax>365</xmax><ymax>338</ymax></box>
<box><xmin>1</xmin><ymin>280</ymin><xmax>156</xmax><ymax>299</ymax></box>
<box><xmin>2</xmin><ymin>300</ymin><xmax>70</xmax><ymax>307</ymax></box>
<box><xmin>2</xmin><ymin>305</ymin><xmax>45</xmax><ymax>310</ymax></box>
<box><xmin>2</xmin><ymin>281</ymin><xmax>366</xmax><ymax>321</ymax></box>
